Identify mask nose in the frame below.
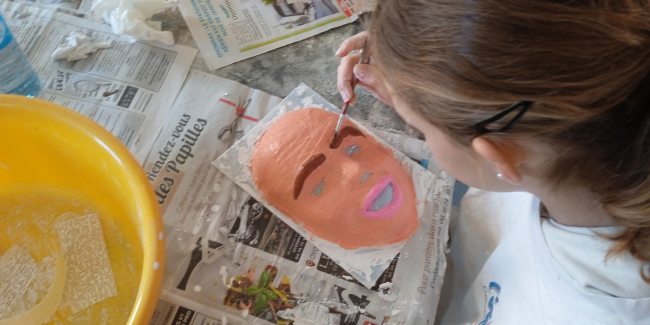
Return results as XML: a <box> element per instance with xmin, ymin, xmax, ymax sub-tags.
<box><xmin>339</xmin><ymin>160</ymin><xmax>364</xmax><ymax>187</ymax></box>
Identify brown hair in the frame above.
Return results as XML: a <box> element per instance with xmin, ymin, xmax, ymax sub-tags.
<box><xmin>369</xmin><ymin>0</ymin><xmax>650</xmax><ymax>281</ymax></box>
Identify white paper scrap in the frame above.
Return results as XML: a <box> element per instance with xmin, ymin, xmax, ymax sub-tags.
<box><xmin>0</xmin><ymin>246</ymin><xmax>38</xmax><ymax>318</ymax></box>
<box><xmin>276</xmin><ymin>302</ymin><xmax>335</xmax><ymax>324</ymax></box>
<box><xmin>56</xmin><ymin>214</ymin><xmax>118</xmax><ymax>314</ymax></box>
<box><xmin>92</xmin><ymin>0</ymin><xmax>175</xmax><ymax>45</ymax></box>
<box><xmin>52</xmin><ymin>29</ymin><xmax>113</xmax><ymax>61</ymax></box>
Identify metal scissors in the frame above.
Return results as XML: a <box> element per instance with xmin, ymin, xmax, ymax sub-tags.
<box><xmin>218</xmin><ymin>97</ymin><xmax>251</xmax><ymax>142</ymax></box>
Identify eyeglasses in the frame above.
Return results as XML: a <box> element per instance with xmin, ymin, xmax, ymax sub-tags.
<box><xmin>474</xmin><ymin>100</ymin><xmax>533</xmax><ymax>135</ymax></box>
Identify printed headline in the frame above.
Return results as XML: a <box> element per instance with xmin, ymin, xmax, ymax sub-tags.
<box><xmin>418</xmin><ymin>185</ymin><xmax>451</xmax><ymax>295</ymax></box>
<box><xmin>147</xmin><ymin>114</ymin><xmax>208</xmax><ymax>204</ymax></box>
<box><xmin>188</xmin><ymin>0</ymin><xmax>232</xmax><ymax>57</ymax></box>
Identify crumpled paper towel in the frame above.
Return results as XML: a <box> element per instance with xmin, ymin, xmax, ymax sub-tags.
<box><xmin>92</xmin><ymin>0</ymin><xmax>175</xmax><ymax>45</ymax></box>
<box><xmin>52</xmin><ymin>29</ymin><xmax>113</xmax><ymax>61</ymax></box>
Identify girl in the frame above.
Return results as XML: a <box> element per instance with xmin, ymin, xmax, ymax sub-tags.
<box><xmin>336</xmin><ymin>0</ymin><xmax>650</xmax><ymax>324</ymax></box>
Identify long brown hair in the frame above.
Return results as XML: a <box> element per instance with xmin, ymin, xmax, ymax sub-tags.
<box><xmin>369</xmin><ymin>0</ymin><xmax>650</xmax><ymax>281</ymax></box>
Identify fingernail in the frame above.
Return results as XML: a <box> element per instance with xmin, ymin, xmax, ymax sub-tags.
<box><xmin>353</xmin><ymin>66</ymin><xmax>365</xmax><ymax>81</ymax></box>
<box><xmin>341</xmin><ymin>89</ymin><xmax>350</xmax><ymax>102</ymax></box>
<box><xmin>335</xmin><ymin>48</ymin><xmax>342</xmax><ymax>56</ymax></box>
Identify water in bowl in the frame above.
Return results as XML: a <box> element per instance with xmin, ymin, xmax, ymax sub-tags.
<box><xmin>0</xmin><ymin>184</ymin><xmax>143</xmax><ymax>324</ymax></box>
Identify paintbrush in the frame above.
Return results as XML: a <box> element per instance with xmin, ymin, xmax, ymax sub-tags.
<box><xmin>331</xmin><ymin>41</ymin><xmax>370</xmax><ymax>147</ymax></box>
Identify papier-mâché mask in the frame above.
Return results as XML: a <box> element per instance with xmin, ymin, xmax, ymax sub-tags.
<box><xmin>251</xmin><ymin>108</ymin><xmax>419</xmax><ymax>249</ymax></box>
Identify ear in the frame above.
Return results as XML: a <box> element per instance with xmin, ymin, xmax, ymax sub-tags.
<box><xmin>471</xmin><ymin>137</ymin><xmax>526</xmax><ymax>184</ymax></box>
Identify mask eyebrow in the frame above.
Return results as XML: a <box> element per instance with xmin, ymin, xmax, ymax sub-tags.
<box><xmin>330</xmin><ymin>126</ymin><xmax>364</xmax><ymax>149</ymax></box>
<box><xmin>293</xmin><ymin>153</ymin><xmax>326</xmax><ymax>199</ymax></box>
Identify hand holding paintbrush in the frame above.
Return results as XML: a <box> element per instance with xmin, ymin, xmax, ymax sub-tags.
<box><xmin>331</xmin><ymin>38</ymin><xmax>371</xmax><ymax>147</ymax></box>
<box><xmin>336</xmin><ymin>32</ymin><xmax>397</xmax><ymax>108</ymax></box>
<box><xmin>334</xmin><ymin>32</ymin><xmax>399</xmax><ymax>146</ymax></box>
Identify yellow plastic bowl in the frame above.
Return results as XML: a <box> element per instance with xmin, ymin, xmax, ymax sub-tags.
<box><xmin>0</xmin><ymin>95</ymin><xmax>164</xmax><ymax>324</ymax></box>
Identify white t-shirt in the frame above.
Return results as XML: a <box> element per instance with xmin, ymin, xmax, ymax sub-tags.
<box><xmin>542</xmin><ymin>218</ymin><xmax>650</xmax><ymax>298</ymax></box>
<box><xmin>437</xmin><ymin>188</ymin><xmax>650</xmax><ymax>324</ymax></box>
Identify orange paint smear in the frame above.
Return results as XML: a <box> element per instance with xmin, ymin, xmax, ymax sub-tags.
<box><xmin>250</xmin><ymin>108</ymin><xmax>419</xmax><ymax>249</ymax></box>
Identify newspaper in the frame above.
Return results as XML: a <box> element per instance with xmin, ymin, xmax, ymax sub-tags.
<box><xmin>148</xmin><ymin>78</ymin><xmax>453</xmax><ymax>325</ymax></box>
<box><xmin>11</xmin><ymin>0</ymin><xmax>95</xmax><ymax>12</ymax></box>
<box><xmin>0</xmin><ymin>0</ymin><xmax>198</xmax><ymax>163</ymax></box>
<box><xmin>12</xmin><ymin>0</ymin><xmax>101</xmax><ymax>20</ymax></box>
<box><xmin>177</xmin><ymin>0</ymin><xmax>373</xmax><ymax>70</ymax></box>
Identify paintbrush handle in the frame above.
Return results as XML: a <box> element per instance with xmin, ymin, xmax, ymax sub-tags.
<box><xmin>333</xmin><ymin>41</ymin><xmax>370</xmax><ymax>139</ymax></box>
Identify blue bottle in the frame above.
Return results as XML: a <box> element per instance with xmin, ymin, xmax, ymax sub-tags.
<box><xmin>0</xmin><ymin>13</ymin><xmax>41</xmax><ymax>97</ymax></box>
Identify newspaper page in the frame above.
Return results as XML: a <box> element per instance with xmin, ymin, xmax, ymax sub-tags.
<box><xmin>178</xmin><ymin>0</ymin><xmax>373</xmax><ymax>70</ymax></box>
<box><xmin>14</xmin><ymin>0</ymin><xmax>112</xmax><ymax>20</ymax></box>
<box><xmin>148</xmin><ymin>80</ymin><xmax>452</xmax><ymax>325</ymax></box>
<box><xmin>22</xmin><ymin>0</ymin><xmax>94</xmax><ymax>12</ymax></box>
<box><xmin>0</xmin><ymin>0</ymin><xmax>198</xmax><ymax>163</ymax></box>
<box><xmin>1</xmin><ymin>0</ymin><xmax>95</xmax><ymax>12</ymax></box>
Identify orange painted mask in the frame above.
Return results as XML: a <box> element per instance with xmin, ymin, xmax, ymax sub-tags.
<box><xmin>250</xmin><ymin>108</ymin><xmax>419</xmax><ymax>249</ymax></box>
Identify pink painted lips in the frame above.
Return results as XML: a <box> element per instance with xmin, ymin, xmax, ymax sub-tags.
<box><xmin>360</xmin><ymin>175</ymin><xmax>403</xmax><ymax>220</ymax></box>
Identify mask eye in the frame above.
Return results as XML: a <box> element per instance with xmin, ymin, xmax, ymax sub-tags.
<box><xmin>345</xmin><ymin>144</ymin><xmax>360</xmax><ymax>156</ymax></box>
<box><xmin>312</xmin><ymin>179</ymin><xmax>325</xmax><ymax>196</ymax></box>
<box><xmin>359</xmin><ymin>172</ymin><xmax>372</xmax><ymax>184</ymax></box>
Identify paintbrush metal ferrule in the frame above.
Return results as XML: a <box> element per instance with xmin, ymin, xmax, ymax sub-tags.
<box><xmin>334</xmin><ymin>116</ymin><xmax>344</xmax><ymax>134</ymax></box>
<box><xmin>332</xmin><ymin>101</ymin><xmax>349</xmax><ymax>141</ymax></box>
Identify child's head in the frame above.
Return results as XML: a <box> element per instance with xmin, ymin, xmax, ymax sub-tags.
<box><xmin>368</xmin><ymin>0</ymin><xmax>650</xmax><ymax>276</ymax></box>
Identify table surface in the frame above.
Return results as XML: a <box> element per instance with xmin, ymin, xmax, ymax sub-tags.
<box><xmin>154</xmin><ymin>9</ymin><xmax>422</xmax><ymax>139</ymax></box>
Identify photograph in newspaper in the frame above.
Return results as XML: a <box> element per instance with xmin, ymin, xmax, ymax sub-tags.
<box><xmin>0</xmin><ymin>0</ymin><xmax>197</xmax><ymax>163</ymax></box>
<box><xmin>178</xmin><ymin>0</ymin><xmax>363</xmax><ymax>70</ymax></box>
<box><xmin>266</xmin><ymin>0</ymin><xmax>338</xmax><ymax>27</ymax></box>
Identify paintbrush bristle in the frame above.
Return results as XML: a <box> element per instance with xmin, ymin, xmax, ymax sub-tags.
<box><xmin>330</xmin><ymin>132</ymin><xmax>338</xmax><ymax>148</ymax></box>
